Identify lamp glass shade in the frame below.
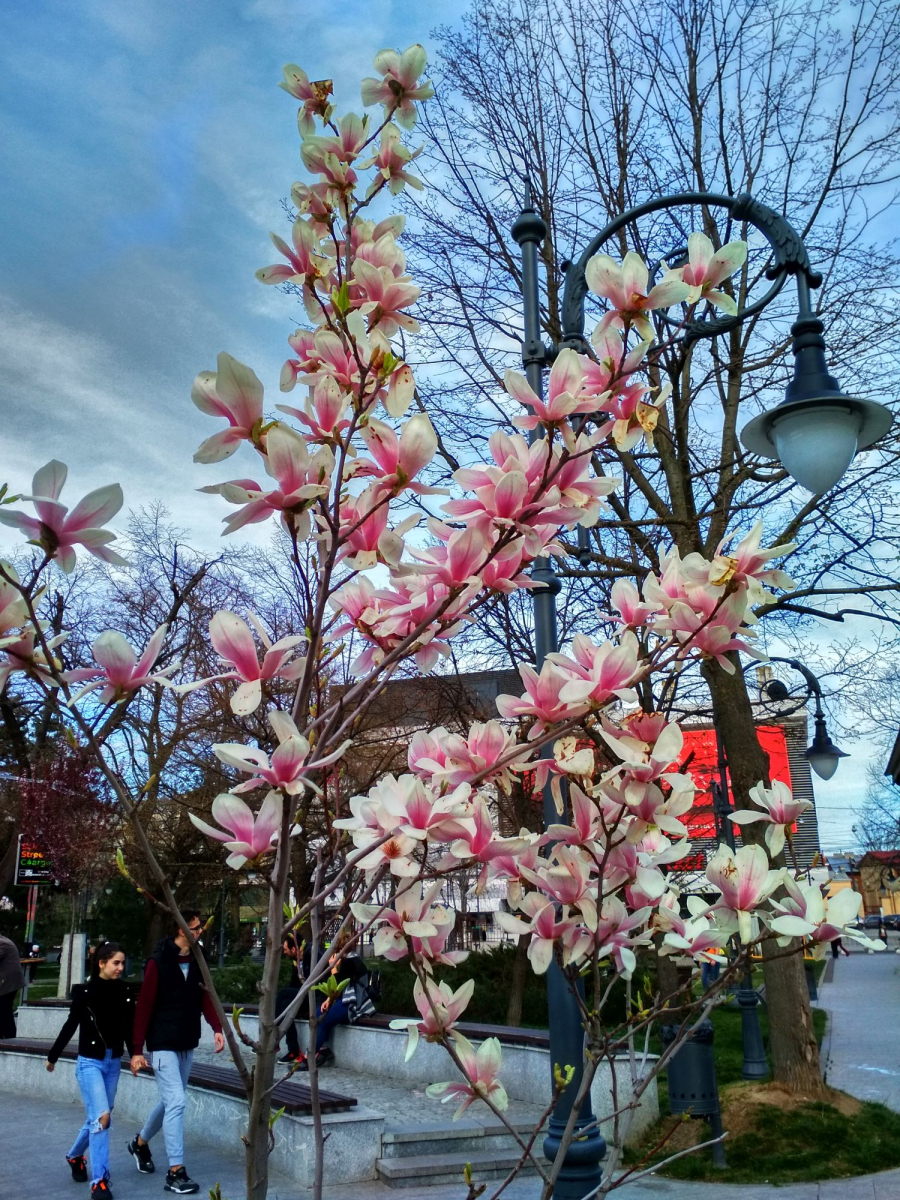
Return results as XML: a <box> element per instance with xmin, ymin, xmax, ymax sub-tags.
<box><xmin>771</xmin><ymin>405</ymin><xmax>862</xmax><ymax>494</ymax></box>
<box><xmin>805</xmin><ymin>749</ymin><xmax>841</xmax><ymax>781</ymax></box>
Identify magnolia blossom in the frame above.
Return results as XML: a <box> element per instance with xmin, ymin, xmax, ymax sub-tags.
<box><xmin>496</xmin><ymin>660</ymin><xmax>589</xmax><ymax>739</ymax></box>
<box><xmin>661</xmin><ymin>915</ymin><xmax>731</xmax><ymax>964</ymax></box>
<box><xmin>212</xmin><ymin>712</ymin><xmax>349</xmax><ymax>796</ymax></box>
<box><xmin>388</xmin><ymin>977</ymin><xmax>474</xmax><ymax>1061</ymax></box>
<box><xmin>730</xmin><ymin>780</ymin><xmax>812</xmax><ymax>857</ymax></box>
<box><xmin>0</xmin><ymin>461</ymin><xmax>126</xmax><ymax>573</ymax></box>
<box><xmin>189</xmin><ymin>790</ymin><xmax>284</xmax><ymax>870</ymax></box>
<box><xmin>352</xmin><ymin>883</ymin><xmax>467</xmax><ymax>968</ymax></box>
<box><xmin>706</xmin><ymin>844</ymin><xmax>784</xmax><ymax>941</ymax></box>
<box><xmin>669</xmin><ymin>232</ymin><xmax>747</xmax><ymax>314</ymax></box>
<box><xmin>357</xmin><ymin>414</ymin><xmax>440</xmax><ymax>496</ymax></box>
<box><xmin>66</xmin><ymin>624</ymin><xmax>176</xmax><ymax>705</ymax></box>
<box><xmin>181</xmin><ymin>611</ymin><xmax>306</xmax><ymax>715</ymax></box>
<box><xmin>407</xmin><ymin>721</ymin><xmax>533</xmax><ymax>792</ymax></box>
<box><xmin>0</xmin><ymin>629</ymin><xmax>65</xmax><ymax>691</ymax></box>
<box><xmin>361</xmin><ymin>44</ymin><xmax>434</xmax><ymax>128</ymax></box>
<box><xmin>585</xmin><ymin>251</ymin><xmax>690</xmax><ymax>340</ymax></box>
<box><xmin>278</xmin><ymin>64</ymin><xmax>333</xmax><ymax>133</ymax></box>
<box><xmin>191</xmin><ymin>353</ymin><xmax>266</xmax><ymax>464</ymax></box>
<box><xmin>495</xmin><ymin>894</ymin><xmax>579</xmax><ymax>974</ymax></box>
<box><xmin>769</xmin><ymin>878</ymin><xmax>885</xmax><ymax>950</ymax></box>
<box><xmin>504</xmin><ymin>349</ymin><xmax>585</xmax><ymax>430</ymax></box>
<box><xmin>425</xmin><ymin>1034</ymin><xmax>507</xmax><ymax>1120</ymax></box>
<box><xmin>0</xmin><ymin>563</ymin><xmax>29</xmax><ymax>643</ymax></box>
<box><xmin>708</xmin><ymin>521</ymin><xmax>796</xmax><ymax>605</ymax></box>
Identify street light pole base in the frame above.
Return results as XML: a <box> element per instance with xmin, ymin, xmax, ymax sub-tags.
<box><xmin>738</xmin><ymin>984</ymin><xmax>769</xmax><ymax>1080</ymax></box>
<box><xmin>542</xmin><ymin>1120</ymin><xmax>606</xmax><ymax>1200</ymax></box>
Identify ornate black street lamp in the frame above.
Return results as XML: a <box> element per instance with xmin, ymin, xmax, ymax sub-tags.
<box><xmin>555</xmin><ymin>190</ymin><xmax>892</xmax><ymax>494</ymax></box>
<box><xmin>510</xmin><ymin>189</ymin><xmax>881</xmax><ymax>1192</ymax></box>
<box><xmin>759</xmin><ymin>658</ymin><xmax>849</xmax><ymax>781</ymax></box>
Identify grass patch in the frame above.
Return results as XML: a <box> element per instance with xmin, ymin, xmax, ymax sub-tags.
<box><xmin>629</xmin><ymin>1003</ymin><xmax>900</xmax><ymax>1183</ymax></box>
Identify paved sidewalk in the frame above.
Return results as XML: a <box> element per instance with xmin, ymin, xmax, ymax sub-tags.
<box><xmin>822</xmin><ymin>946</ymin><xmax>900</xmax><ymax>1109</ymax></box>
<box><xmin>2</xmin><ymin>1094</ymin><xmax>899</xmax><ymax>1200</ymax></box>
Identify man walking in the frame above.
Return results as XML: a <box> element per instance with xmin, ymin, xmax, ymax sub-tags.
<box><xmin>127</xmin><ymin>912</ymin><xmax>224</xmax><ymax>1194</ymax></box>
<box><xmin>0</xmin><ymin>928</ymin><xmax>25</xmax><ymax>1039</ymax></box>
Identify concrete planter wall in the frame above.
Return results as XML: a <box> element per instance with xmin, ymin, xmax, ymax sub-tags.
<box><xmin>0</xmin><ymin>1048</ymin><xmax>383</xmax><ymax>1189</ymax></box>
<box><xmin>16</xmin><ymin>1004</ymin><xmax>658</xmax><ymax>1145</ymax></box>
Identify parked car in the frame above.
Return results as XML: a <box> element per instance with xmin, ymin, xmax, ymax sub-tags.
<box><xmin>883</xmin><ymin>914</ymin><xmax>900</xmax><ymax>930</ymax></box>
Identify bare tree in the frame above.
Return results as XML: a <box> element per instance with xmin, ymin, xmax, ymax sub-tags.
<box><xmin>402</xmin><ymin>0</ymin><xmax>900</xmax><ymax>1092</ymax></box>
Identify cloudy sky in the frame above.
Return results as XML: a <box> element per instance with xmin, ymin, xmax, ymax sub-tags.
<box><xmin>0</xmin><ymin>0</ymin><xmax>879</xmax><ymax>850</ymax></box>
<box><xmin>0</xmin><ymin>0</ymin><xmax>464</xmax><ymax>544</ymax></box>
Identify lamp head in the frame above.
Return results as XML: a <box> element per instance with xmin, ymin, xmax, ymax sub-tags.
<box><xmin>741</xmin><ymin>315</ymin><xmax>892</xmax><ymax>493</ymax></box>
<box><xmin>804</xmin><ymin>713</ymin><xmax>849</xmax><ymax>781</ymax></box>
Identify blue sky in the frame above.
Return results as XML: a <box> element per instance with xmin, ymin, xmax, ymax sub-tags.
<box><xmin>0</xmin><ymin>0</ymin><xmax>464</xmax><ymax>543</ymax></box>
<box><xmin>0</xmin><ymin>0</ymin><xmax>878</xmax><ymax>849</ymax></box>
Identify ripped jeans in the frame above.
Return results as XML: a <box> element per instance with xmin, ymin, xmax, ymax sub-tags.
<box><xmin>69</xmin><ymin>1051</ymin><xmax>121</xmax><ymax>1184</ymax></box>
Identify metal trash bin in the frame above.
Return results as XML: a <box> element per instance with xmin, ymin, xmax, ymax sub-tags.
<box><xmin>661</xmin><ymin>1018</ymin><xmax>727</xmax><ymax>1168</ymax></box>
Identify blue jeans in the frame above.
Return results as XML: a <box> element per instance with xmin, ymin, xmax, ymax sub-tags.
<box><xmin>316</xmin><ymin>996</ymin><xmax>352</xmax><ymax>1051</ymax></box>
<box><xmin>140</xmin><ymin>1050</ymin><xmax>193</xmax><ymax>1167</ymax></box>
<box><xmin>69</xmin><ymin>1052</ymin><xmax>121</xmax><ymax>1184</ymax></box>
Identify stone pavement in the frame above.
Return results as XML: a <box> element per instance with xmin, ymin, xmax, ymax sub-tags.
<box><xmin>821</xmin><ymin>942</ymin><xmax>900</xmax><ymax>1110</ymax></box>
<box><xmin>3</xmin><ymin>1092</ymin><xmax>899</xmax><ymax>1200</ymax></box>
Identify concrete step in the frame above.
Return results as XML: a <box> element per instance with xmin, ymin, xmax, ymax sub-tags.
<box><xmin>381</xmin><ymin>1119</ymin><xmax>542</xmax><ymax>1160</ymax></box>
<box><xmin>376</xmin><ymin>1147</ymin><xmax>542</xmax><ymax>1188</ymax></box>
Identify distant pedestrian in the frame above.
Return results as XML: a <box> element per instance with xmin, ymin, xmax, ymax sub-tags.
<box><xmin>128</xmin><ymin>912</ymin><xmax>224</xmax><ymax>1195</ymax></box>
<box><xmin>276</xmin><ymin>935</ymin><xmax>306</xmax><ymax>1066</ymax></box>
<box><xmin>831</xmin><ymin>936</ymin><xmax>850</xmax><ymax>959</ymax></box>
<box><xmin>0</xmin><ymin>929</ymin><xmax>25</xmax><ymax>1039</ymax></box>
<box><xmin>45</xmin><ymin>942</ymin><xmax>136</xmax><ymax>1200</ymax></box>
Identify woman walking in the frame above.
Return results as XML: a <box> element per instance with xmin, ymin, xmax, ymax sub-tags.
<box><xmin>46</xmin><ymin>942</ymin><xmax>136</xmax><ymax>1199</ymax></box>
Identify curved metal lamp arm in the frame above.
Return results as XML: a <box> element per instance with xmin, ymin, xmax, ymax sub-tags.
<box><xmin>763</xmin><ymin>654</ymin><xmax>826</xmax><ymax>718</ymax></box>
<box><xmin>559</xmin><ymin>191</ymin><xmax>821</xmax><ymax>352</ymax></box>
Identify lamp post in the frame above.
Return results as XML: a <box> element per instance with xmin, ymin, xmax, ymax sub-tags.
<box><xmin>511</xmin><ymin>193</ymin><xmax>606</xmax><ymax>1199</ymax></box>
<box><xmin>509</xmin><ymin>189</ymin><xmax>882</xmax><ymax>1185</ymax></box>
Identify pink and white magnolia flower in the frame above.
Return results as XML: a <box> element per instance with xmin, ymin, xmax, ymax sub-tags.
<box><xmin>357</xmin><ymin>414</ymin><xmax>440</xmax><ymax>496</ymax></box>
<box><xmin>66</xmin><ymin>624</ymin><xmax>176</xmax><ymax>705</ymax></box>
<box><xmin>352</xmin><ymin>883</ymin><xmax>467</xmax><ymax>967</ymax></box>
<box><xmin>389</xmin><ymin>977</ymin><xmax>475</xmax><ymax>1061</ymax></box>
<box><xmin>365</xmin><ymin>123</ymin><xmax>424</xmax><ymax>194</ymax></box>
<box><xmin>182</xmin><ymin>611</ymin><xmax>306</xmax><ymax>715</ymax></box>
<box><xmin>408</xmin><ymin>721</ymin><xmax>533</xmax><ymax>792</ymax></box>
<box><xmin>191</xmin><ymin>353</ymin><xmax>265</xmax><ymax>464</ymax></box>
<box><xmin>504</xmin><ymin>349</ymin><xmax>585</xmax><ymax>430</ymax></box>
<box><xmin>549</xmin><ymin>631</ymin><xmax>639</xmax><ymax>708</ymax></box>
<box><xmin>730</xmin><ymin>780</ymin><xmax>812</xmax><ymax>857</ymax></box>
<box><xmin>212</xmin><ymin>712</ymin><xmax>350</xmax><ymax>796</ymax></box>
<box><xmin>278</xmin><ymin>64</ymin><xmax>334</xmax><ymax>134</ymax></box>
<box><xmin>769</xmin><ymin>878</ymin><xmax>884</xmax><ymax>949</ymax></box>
<box><xmin>607</xmin><ymin>579</ymin><xmax>661</xmax><ymax>629</ymax></box>
<box><xmin>661</xmin><ymin>915</ymin><xmax>731</xmax><ymax>964</ymax></box>
<box><xmin>0</xmin><ymin>563</ymin><xmax>29</xmax><ymax>643</ymax></box>
<box><xmin>277</xmin><ymin>377</ymin><xmax>352</xmax><ymax>445</ymax></box>
<box><xmin>0</xmin><ymin>461</ymin><xmax>126</xmax><ymax>574</ymax></box>
<box><xmin>709</xmin><ymin>521</ymin><xmax>796</xmax><ymax>605</ymax></box>
<box><xmin>361</xmin><ymin>45</ymin><xmax>434</xmax><ymax>129</ymax></box>
<box><xmin>585</xmin><ymin>252</ymin><xmax>690</xmax><ymax>340</ymax></box>
<box><xmin>496</xmin><ymin>660</ymin><xmax>588</xmax><ymax>739</ymax></box>
<box><xmin>495</xmin><ymin>894</ymin><xmax>579</xmax><ymax>974</ymax></box>
<box><xmin>200</xmin><ymin>425</ymin><xmax>333</xmax><ymax>538</ymax></box>
<box><xmin>189</xmin><ymin>789</ymin><xmax>284</xmax><ymax>870</ymax></box>
<box><xmin>0</xmin><ymin>629</ymin><xmax>65</xmax><ymax>692</ymax></box>
<box><xmin>669</xmin><ymin>233</ymin><xmax>747</xmax><ymax>315</ymax></box>
<box><xmin>255</xmin><ymin>217</ymin><xmax>328</xmax><ymax>288</ymax></box>
<box><xmin>706</xmin><ymin>844</ymin><xmax>784</xmax><ymax>941</ymax></box>
<box><xmin>426</xmin><ymin>1034</ymin><xmax>508</xmax><ymax>1120</ymax></box>
<box><xmin>590</xmin><ymin>896</ymin><xmax>654</xmax><ymax>979</ymax></box>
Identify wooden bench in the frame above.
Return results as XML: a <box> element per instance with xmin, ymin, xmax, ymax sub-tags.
<box><xmin>0</xmin><ymin>1038</ymin><xmax>357</xmax><ymax>1115</ymax></box>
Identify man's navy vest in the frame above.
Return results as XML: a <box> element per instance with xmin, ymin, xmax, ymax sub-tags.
<box><xmin>146</xmin><ymin>938</ymin><xmax>204</xmax><ymax>1052</ymax></box>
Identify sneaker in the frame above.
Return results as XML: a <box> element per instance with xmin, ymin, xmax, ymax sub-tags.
<box><xmin>91</xmin><ymin>1178</ymin><xmax>113</xmax><ymax>1200</ymax></box>
<box><xmin>67</xmin><ymin>1154</ymin><xmax>88</xmax><ymax>1183</ymax></box>
<box><xmin>127</xmin><ymin>1136</ymin><xmax>155</xmax><ymax>1174</ymax></box>
<box><xmin>316</xmin><ymin>1046</ymin><xmax>335</xmax><ymax>1068</ymax></box>
<box><xmin>278</xmin><ymin>1051</ymin><xmax>301</xmax><ymax>1064</ymax></box>
<box><xmin>163</xmin><ymin>1166</ymin><xmax>200</xmax><ymax>1194</ymax></box>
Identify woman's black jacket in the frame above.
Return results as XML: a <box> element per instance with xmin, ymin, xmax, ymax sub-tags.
<box><xmin>47</xmin><ymin>979</ymin><xmax>138</xmax><ymax>1064</ymax></box>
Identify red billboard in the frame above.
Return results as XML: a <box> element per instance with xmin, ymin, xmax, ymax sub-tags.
<box><xmin>672</xmin><ymin>724</ymin><xmax>792</xmax><ymax>869</ymax></box>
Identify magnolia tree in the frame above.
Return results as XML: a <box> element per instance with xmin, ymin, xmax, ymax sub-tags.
<box><xmin>0</xmin><ymin>45</ymin><xmax>880</xmax><ymax>1200</ymax></box>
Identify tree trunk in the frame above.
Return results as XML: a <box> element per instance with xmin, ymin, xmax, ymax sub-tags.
<box><xmin>703</xmin><ymin>658</ymin><xmax>824</xmax><ymax>1095</ymax></box>
<box><xmin>506</xmin><ymin>932</ymin><xmax>531</xmax><ymax>1026</ymax></box>
<box><xmin>245</xmin><ymin>1075</ymin><xmax>272</xmax><ymax>1200</ymax></box>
